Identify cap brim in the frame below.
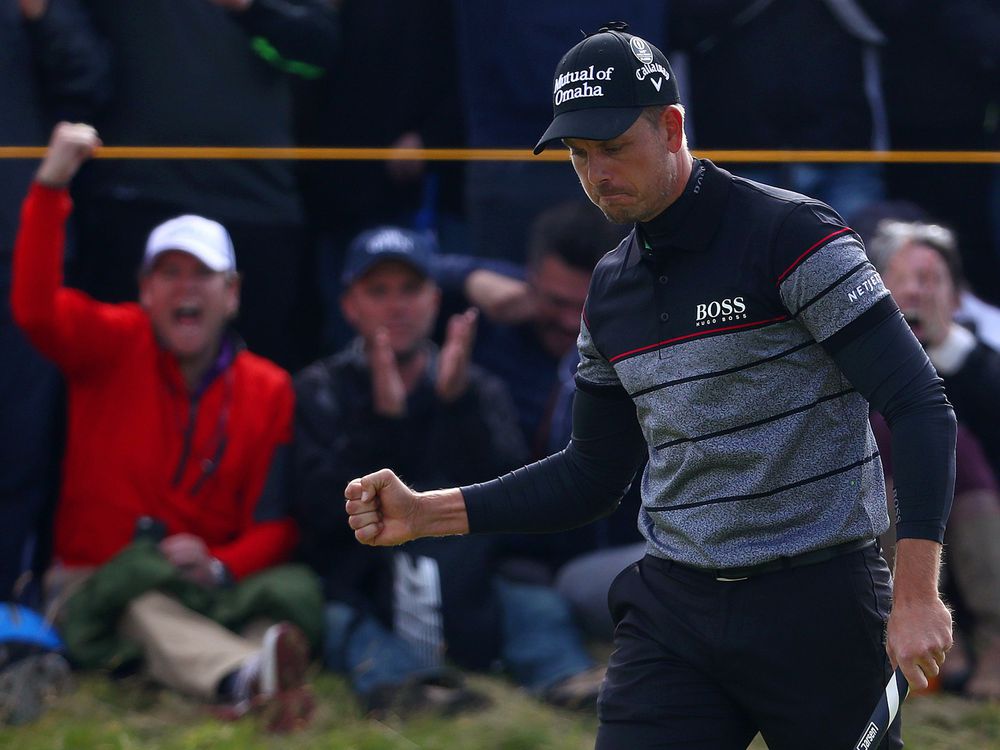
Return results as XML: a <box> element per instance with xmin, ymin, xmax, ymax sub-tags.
<box><xmin>533</xmin><ymin>107</ymin><xmax>644</xmax><ymax>155</ymax></box>
<box><xmin>341</xmin><ymin>252</ymin><xmax>431</xmax><ymax>287</ymax></box>
<box><xmin>142</xmin><ymin>245</ymin><xmax>232</xmax><ymax>274</ymax></box>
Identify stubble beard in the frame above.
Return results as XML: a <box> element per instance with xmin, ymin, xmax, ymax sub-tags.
<box><xmin>589</xmin><ymin>158</ymin><xmax>679</xmax><ymax>225</ymax></box>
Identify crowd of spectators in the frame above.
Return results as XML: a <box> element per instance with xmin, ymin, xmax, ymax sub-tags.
<box><xmin>2</xmin><ymin>0</ymin><xmax>999</xmax><ymax>730</ymax></box>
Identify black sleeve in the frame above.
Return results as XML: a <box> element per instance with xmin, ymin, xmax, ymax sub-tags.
<box><xmin>425</xmin><ymin>370</ymin><xmax>528</xmax><ymax>486</ymax></box>
<box><xmin>823</xmin><ymin>297</ymin><xmax>956</xmax><ymax>542</ymax></box>
<box><xmin>24</xmin><ymin>0</ymin><xmax>113</xmax><ymax>121</ymax></box>
<box><xmin>233</xmin><ymin>0</ymin><xmax>339</xmax><ymax>74</ymax></box>
<box><xmin>939</xmin><ymin>0</ymin><xmax>1000</xmax><ymax>75</ymax></box>
<box><xmin>252</xmin><ymin>443</ymin><xmax>291</xmax><ymax>522</ymax></box>
<box><xmin>462</xmin><ymin>386</ymin><xmax>646</xmax><ymax>534</ymax></box>
<box><xmin>943</xmin><ymin>340</ymin><xmax>1000</xmax><ymax>478</ymax></box>
<box><xmin>431</xmin><ymin>254</ymin><xmax>526</xmax><ymax>296</ymax></box>
<box><xmin>290</xmin><ymin>368</ymin><xmax>357</xmax><ymax>560</ymax></box>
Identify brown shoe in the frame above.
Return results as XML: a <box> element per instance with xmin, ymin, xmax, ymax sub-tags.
<box><xmin>257</xmin><ymin>622</ymin><xmax>314</xmax><ymax>732</ymax></box>
<box><xmin>543</xmin><ymin>665</ymin><xmax>605</xmax><ymax>712</ymax></box>
<box><xmin>216</xmin><ymin>622</ymin><xmax>315</xmax><ymax>733</ymax></box>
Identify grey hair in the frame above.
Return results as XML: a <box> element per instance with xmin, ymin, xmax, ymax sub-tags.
<box><xmin>867</xmin><ymin>219</ymin><xmax>964</xmax><ymax>288</ymax></box>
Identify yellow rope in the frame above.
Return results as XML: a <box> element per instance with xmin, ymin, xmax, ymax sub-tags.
<box><xmin>0</xmin><ymin>146</ymin><xmax>997</xmax><ymax>163</ymax></box>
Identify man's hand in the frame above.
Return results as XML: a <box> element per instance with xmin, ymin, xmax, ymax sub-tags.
<box><xmin>887</xmin><ymin>538</ymin><xmax>953</xmax><ymax>691</ymax></box>
<box><xmin>18</xmin><ymin>0</ymin><xmax>48</xmax><ymax>21</ymax></box>
<box><xmin>464</xmin><ymin>270</ymin><xmax>535</xmax><ymax>324</ymax></box>
<box><xmin>386</xmin><ymin>131</ymin><xmax>426</xmax><ymax>183</ymax></box>
<box><xmin>436</xmin><ymin>308</ymin><xmax>477</xmax><ymax>403</ymax></box>
<box><xmin>159</xmin><ymin>533</ymin><xmax>219</xmax><ymax>588</ymax></box>
<box><xmin>370</xmin><ymin>328</ymin><xmax>407</xmax><ymax>416</ymax></box>
<box><xmin>36</xmin><ymin>123</ymin><xmax>101</xmax><ymax>188</ymax></box>
<box><xmin>345</xmin><ymin>469</ymin><xmax>469</xmax><ymax>546</ymax></box>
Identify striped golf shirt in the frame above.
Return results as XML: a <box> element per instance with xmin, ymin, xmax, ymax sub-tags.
<box><xmin>464</xmin><ymin>158</ymin><xmax>953</xmax><ymax>570</ymax></box>
<box><xmin>575</xmin><ymin>159</ymin><xmax>892</xmax><ymax>568</ymax></box>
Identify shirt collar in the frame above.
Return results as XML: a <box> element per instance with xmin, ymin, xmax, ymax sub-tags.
<box><xmin>193</xmin><ymin>333</ymin><xmax>238</xmax><ymax>396</ymax></box>
<box><xmin>636</xmin><ymin>158</ymin><xmax>731</xmax><ymax>257</ymax></box>
<box><xmin>158</xmin><ymin>329</ymin><xmax>241</xmax><ymax>397</ymax></box>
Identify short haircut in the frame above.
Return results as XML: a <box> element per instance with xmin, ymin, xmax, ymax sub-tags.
<box><xmin>526</xmin><ymin>200</ymin><xmax>628</xmax><ymax>273</ymax></box>
<box><xmin>867</xmin><ymin>219</ymin><xmax>965</xmax><ymax>290</ymax></box>
<box><xmin>640</xmin><ymin>103</ymin><xmax>686</xmax><ymax>147</ymax></box>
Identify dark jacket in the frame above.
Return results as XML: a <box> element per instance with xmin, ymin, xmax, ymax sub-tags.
<box><xmin>942</xmin><ymin>338</ymin><xmax>1000</xmax><ymax>480</ymax></box>
<box><xmin>454</xmin><ymin>2</ymin><xmax>668</xmax><ymax>149</ymax></box>
<box><xmin>1</xmin><ymin>0</ymin><xmax>110</xmax><ymax>258</ymax></box>
<box><xmin>78</xmin><ymin>0</ymin><xmax>337</xmax><ymax>224</ymax></box>
<box><xmin>295</xmin><ymin>0</ymin><xmax>464</xmax><ymax>230</ymax></box>
<box><xmin>291</xmin><ymin>340</ymin><xmax>527</xmax><ymax>667</ymax></box>
<box><xmin>671</xmin><ymin>0</ymin><xmax>887</xmax><ymax>148</ymax></box>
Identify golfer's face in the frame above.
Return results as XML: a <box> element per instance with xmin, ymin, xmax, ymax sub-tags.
<box><xmin>565</xmin><ymin>113</ymin><xmax>680</xmax><ymax>224</ymax></box>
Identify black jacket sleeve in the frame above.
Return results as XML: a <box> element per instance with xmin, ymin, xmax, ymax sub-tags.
<box><xmin>24</xmin><ymin>0</ymin><xmax>113</xmax><ymax>121</ymax></box>
<box><xmin>233</xmin><ymin>0</ymin><xmax>338</xmax><ymax>74</ymax></box>
<box><xmin>431</xmin><ymin>254</ymin><xmax>525</xmax><ymax>296</ymax></box>
<box><xmin>424</xmin><ymin>367</ymin><xmax>528</xmax><ymax>486</ymax></box>
<box><xmin>822</xmin><ymin>297</ymin><xmax>956</xmax><ymax>542</ymax></box>
<box><xmin>942</xmin><ymin>339</ymin><xmax>1000</xmax><ymax>478</ymax></box>
<box><xmin>463</xmin><ymin>385</ymin><xmax>646</xmax><ymax>534</ymax></box>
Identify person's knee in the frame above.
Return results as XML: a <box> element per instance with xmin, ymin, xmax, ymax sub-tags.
<box><xmin>321</xmin><ymin>601</ymin><xmax>359</xmax><ymax>671</ymax></box>
<box><xmin>498</xmin><ymin>580</ymin><xmax>574</xmax><ymax>625</ymax></box>
<box><xmin>123</xmin><ymin>589</ymin><xmax>174</xmax><ymax>621</ymax></box>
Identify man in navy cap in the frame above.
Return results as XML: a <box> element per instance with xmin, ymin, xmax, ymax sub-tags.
<box><xmin>292</xmin><ymin>226</ymin><xmax>607</xmax><ymax>716</ymax></box>
<box><xmin>343</xmin><ymin>24</ymin><xmax>955</xmax><ymax>749</ymax></box>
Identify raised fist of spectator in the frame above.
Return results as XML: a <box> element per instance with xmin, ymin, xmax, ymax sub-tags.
<box><xmin>36</xmin><ymin>123</ymin><xmax>101</xmax><ymax>188</ymax></box>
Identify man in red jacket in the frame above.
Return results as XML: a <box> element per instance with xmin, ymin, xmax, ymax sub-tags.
<box><xmin>11</xmin><ymin>123</ymin><xmax>316</xmax><ymax>731</ymax></box>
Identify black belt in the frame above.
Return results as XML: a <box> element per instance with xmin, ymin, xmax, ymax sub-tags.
<box><xmin>705</xmin><ymin>538</ymin><xmax>877</xmax><ymax>581</ymax></box>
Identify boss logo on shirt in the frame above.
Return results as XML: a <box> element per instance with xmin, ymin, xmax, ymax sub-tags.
<box><xmin>695</xmin><ymin>296</ymin><xmax>747</xmax><ymax>326</ymax></box>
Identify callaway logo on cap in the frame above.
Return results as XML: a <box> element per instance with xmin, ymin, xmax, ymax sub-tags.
<box><xmin>534</xmin><ymin>21</ymin><xmax>680</xmax><ymax>155</ymax></box>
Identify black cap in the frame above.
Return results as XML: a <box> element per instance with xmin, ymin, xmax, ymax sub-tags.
<box><xmin>534</xmin><ymin>22</ymin><xmax>680</xmax><ymax>155</ymax></box>
<box><xmin>341</xmin><ymin>226</ymin><xmax>436</xmax><ymax>288</ymax></box>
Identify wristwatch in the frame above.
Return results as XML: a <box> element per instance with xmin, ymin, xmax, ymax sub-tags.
<box><xmin>208</xmin><ymin>557</ymin><xmax>232</xmax><ymax>587</ymax></box>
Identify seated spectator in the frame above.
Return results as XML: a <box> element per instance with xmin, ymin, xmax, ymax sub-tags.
<box><xmin>868</xmin><ymin>219</ymin><xmax>1000</xmax><ymax>478</ymax></box>
<box><xmin>10</xmin><ymin>124</ymin><xmax>322</xmax><ymax>732</ymax></box>
<box><xmin>436</xmin><ymin>202</ymin><xmax>643</xmax><ymax>618</ymax></box>
<box><xmin>871</xmin><ymin>414</ymin><xmax>1000</xmax><ymax>699</ymax></box>
<box><xmin>436</xmin><ymin>200</ymin><xmax>627</xmax><ymax>454</ymax></box>
<box><xmin>853</xmin><ymin>202</ymin><xmax>1000</xmax><ymax>350</ymax></box>
<box><xmin>291</xmin><ymin>226</ymin><xmax>605</xmax><ymax>716</ymax></box>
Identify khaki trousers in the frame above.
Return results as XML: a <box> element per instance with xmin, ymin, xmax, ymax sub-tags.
<box><xmin>45</xmin><ymin>566</ymin><xmax>268</xmax><ymax>700</ymax></box>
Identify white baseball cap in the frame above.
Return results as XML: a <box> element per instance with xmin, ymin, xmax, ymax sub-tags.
<box><xmin>142</xmin><ymin>215</ymin><xmax>236</xmax><ymax>274</ymax></box>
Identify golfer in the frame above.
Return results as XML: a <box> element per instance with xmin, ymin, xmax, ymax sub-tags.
<box><xmin>345</xmin><ymin>23</ymin><xmax>954</xmax><ymax>749</ymax></box>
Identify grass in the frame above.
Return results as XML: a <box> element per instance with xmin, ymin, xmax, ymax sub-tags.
<box><xmin>1</xmin><ymin>670</ymin><xmax>999</xmax><ymax>749</ymax></box>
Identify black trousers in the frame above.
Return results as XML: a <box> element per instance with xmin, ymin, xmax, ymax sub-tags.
<box><xmin>597</xmin><ymin>544</ymin><xmax>899</xmax><ymax>750</ymax></box>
